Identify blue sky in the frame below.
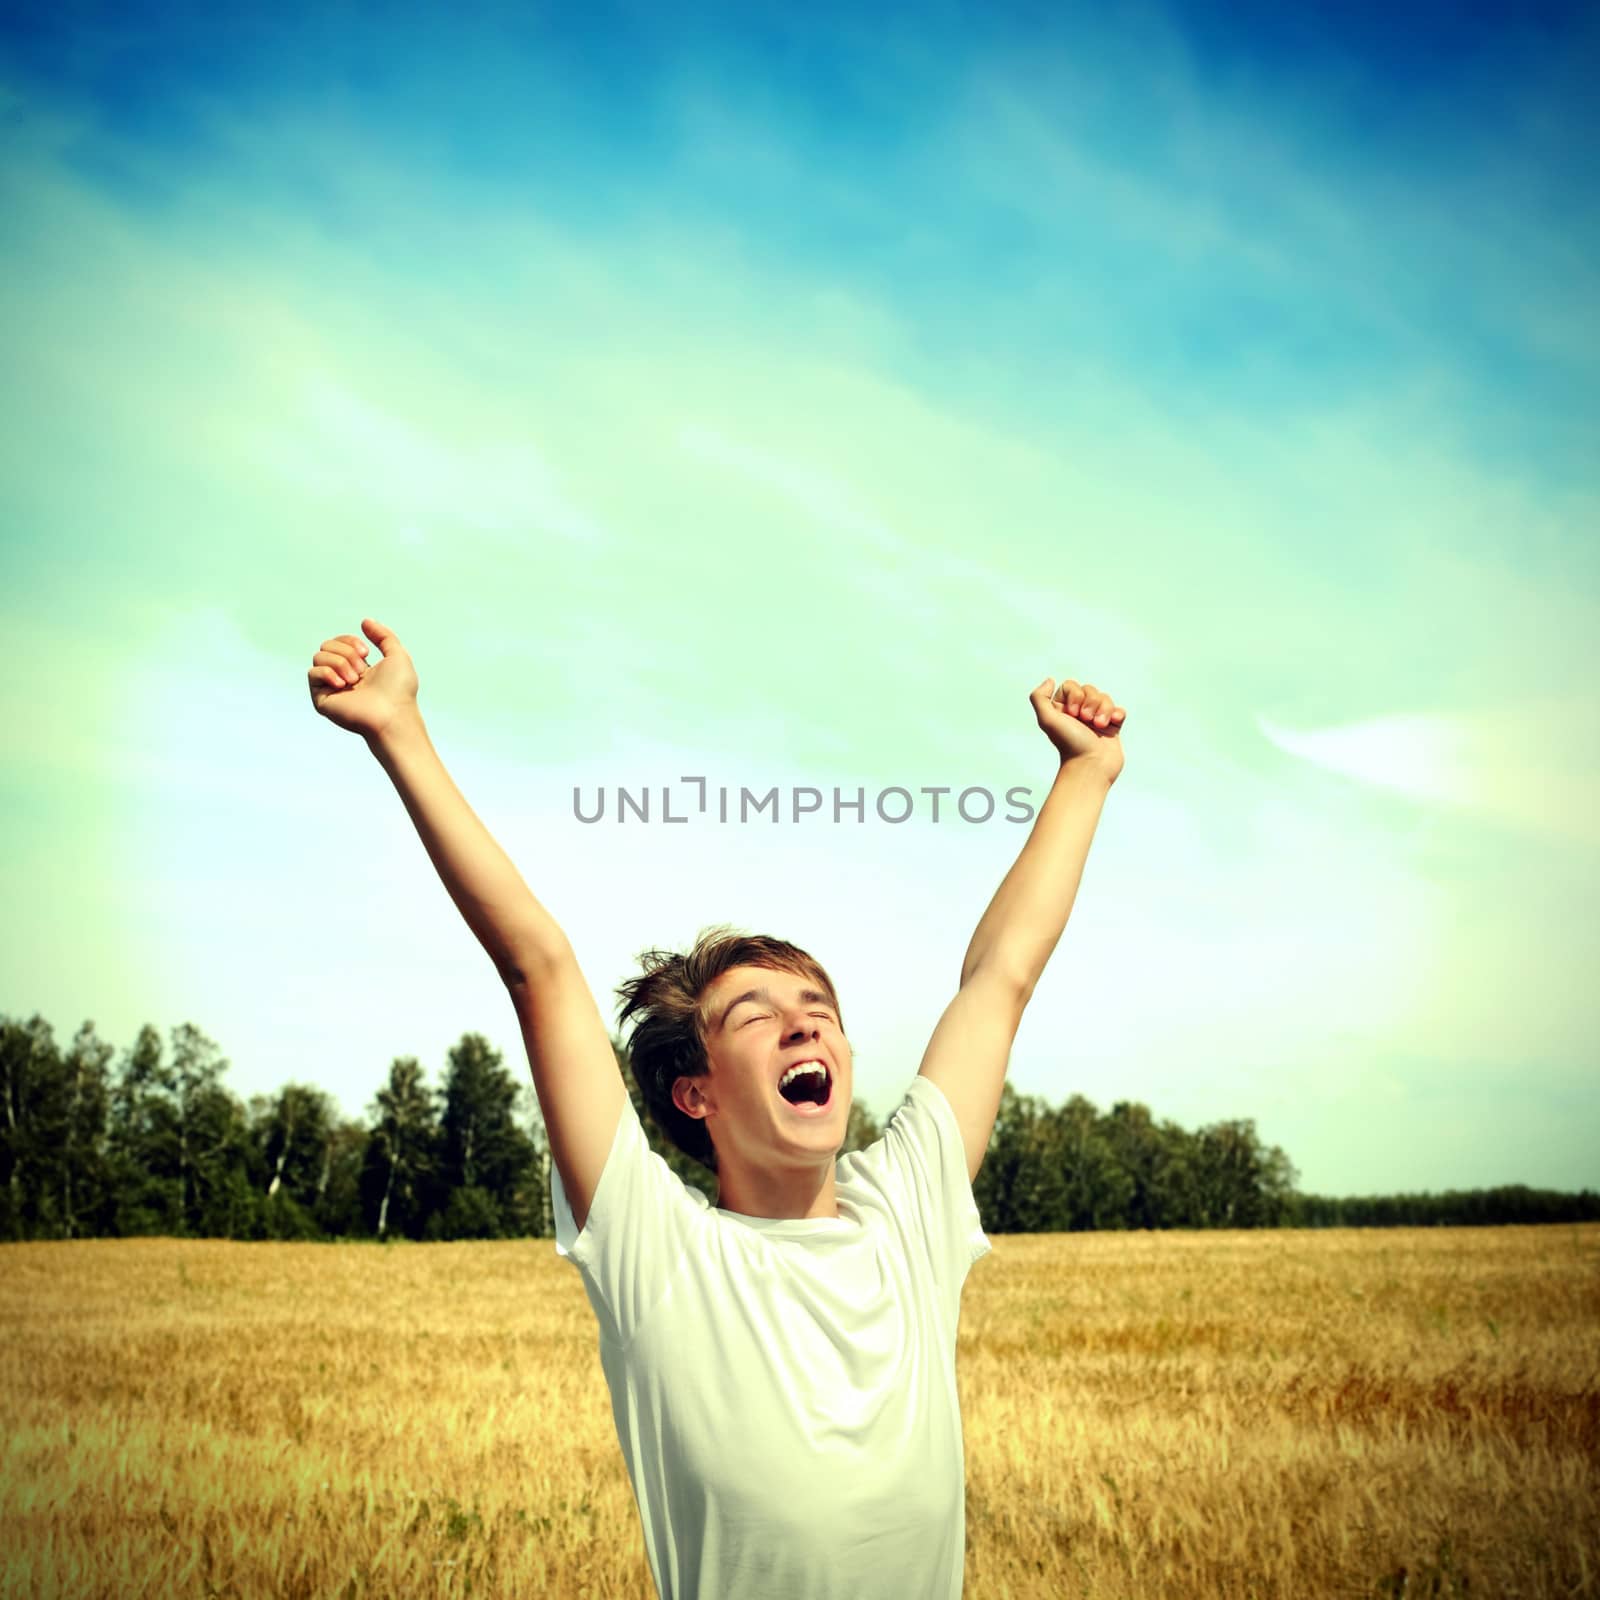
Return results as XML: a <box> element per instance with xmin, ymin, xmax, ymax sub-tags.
<box><xmin>2</xmin><ymin>0</ymin><xmax>1596</xmax><ymax>1196</ymax></box>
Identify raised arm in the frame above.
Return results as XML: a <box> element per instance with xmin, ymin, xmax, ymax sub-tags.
<box><xmin>917</xmin><ymin>675</ymin><xmax>1126</xmax><ymax>1183</ymax></box>
<box><xmin>957</xmin><ymin>678</ymin><xmax>1125</xmax><ymax>994</ymax></box>
<box><xmin>308</xmin><ymin>619</ymin><xmax>627</xmax><ymax>1230</ymax></box>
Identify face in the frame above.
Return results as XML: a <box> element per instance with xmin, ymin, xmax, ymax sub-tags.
<box><xmin>671</xmin><ymin>964</ymin><xmax>852</xmax><ymax>1168</ymax></box>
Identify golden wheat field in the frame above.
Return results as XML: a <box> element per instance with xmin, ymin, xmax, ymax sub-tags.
<box><xmin>2</xmin><ymin>1225</ymin><xmax>1596</xmax><ymax>1599</ymax></box>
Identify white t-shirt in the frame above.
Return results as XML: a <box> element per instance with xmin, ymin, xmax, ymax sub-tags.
<box><xmin>551</xmin><ymin>1073</ymin><xmax>993</xmax><ymax>1600</ymax></box>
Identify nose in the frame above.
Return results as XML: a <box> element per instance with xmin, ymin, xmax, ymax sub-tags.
<box><xmin>783</xmin><ymin>1017</ymin><xmax>820</xmax><ymax>1046</ymax></box>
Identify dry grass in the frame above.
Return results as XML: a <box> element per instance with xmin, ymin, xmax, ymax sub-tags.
<box><xmin>2</xmin><ymin>1225</ymin><xmax>1596</xmax><ymax>1598</ymax></box>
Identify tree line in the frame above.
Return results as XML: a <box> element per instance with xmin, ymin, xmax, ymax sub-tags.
<box><xmin>1</xmin><ymin>1011</ymin><xmax>1593</xmax><ymax>1242</ymax></box>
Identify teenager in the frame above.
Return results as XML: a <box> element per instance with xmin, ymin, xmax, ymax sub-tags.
<box><xmin>308</xmin><ymin>616</ymin><xmax>1125</xmax><ymax>1599</ymax></box>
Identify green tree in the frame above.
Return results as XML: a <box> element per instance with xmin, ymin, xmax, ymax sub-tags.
<box><xmin>56</xmin><ymin>1021</ymin><xmax>117</xmax><ymax>1238</ymax></box>
<box><xmin>362</xmin><ymin>1057</ymin><xmax>443</xmax><ymax>1241</ymax></box>
<box><xmin>170</xmin><ymin>1024</ymin><xmax>252</xmax><ymax>1236</ymax></box>
<box><xmin>842</xmin><ymin>1095</ymin><xmax>882</xmax><ymax>1161</ymax></box>
<box><xmin>1190</xmin><ymin>1118</ymin><xmax>1295</xmax><ymax>1228</ymax></box>
<box><xmin>251</xmin><ymin>1082</ymin><xmax>337</xmax><ymax>1223</ymax></box>
<box><xmin>434</xmin><ymin>1032</ymin><xmax>538</xmax><ymax>1237</ymax></box>
<box><xmin>1103</xmin><ymin>1100</ymin><xmax>1166</xmax><ymax>1228</ymax></box>
<box><xmin>429</xmin><ymin>1185</ymin><xmax>503</xmax><ymax>1241</ymax></box>
<box><xmin>1054</xmin><ymin>1094</ymin><xmax>1133</xmax><ymax>1230</ymax></box>
<box><xmin>972</xmin><ymin>1079</ymin><xmax>1037</xmax><ymax>1233</ymax></box>
<box><xmin>310</xmin><ymin>1118</ymin><xmax>370</xmax><ymax>1237</ymax></box>
<box><xmin>0</xmin><ymin>1014</ymin><xmax>64</xmax><ymax>1239</ymax></box>
<box><xmin>0</xmin><ymin>1015</ymin><xmax>119</xmax><ymax>1240</ymax></box>
<box><xmin>106</xmin><ymin>1024</ymin><xmax>179</xmax><ymax>1234</ymax></box>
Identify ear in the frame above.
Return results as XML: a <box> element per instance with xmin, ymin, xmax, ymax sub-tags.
<box><xmin>672</xmin><ymin>1075</ymin><xmax>708</xmax><ymax>1121</ymax></box>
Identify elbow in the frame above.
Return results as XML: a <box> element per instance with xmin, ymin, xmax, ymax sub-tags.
<box><xmin>960</xmin><ymin>958</ymin><xmax>1036</xmax><ymax>1009</ymax></box>
<box><xmin>499</xmin><ymin>934</ymin><xmax>573</xmax><ymax>992</ymax></box>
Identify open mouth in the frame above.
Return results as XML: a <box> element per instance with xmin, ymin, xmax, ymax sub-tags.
<box><xmin>776</xmin><ymin>1061</ymin><xmax>833</xmax><ymax>1115</ymax></box>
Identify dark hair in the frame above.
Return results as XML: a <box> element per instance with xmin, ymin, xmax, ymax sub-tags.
<box><xmin>615</xmin><ymin>924</ymin><xmax>844</xmax><ymax>1174</ymax></box>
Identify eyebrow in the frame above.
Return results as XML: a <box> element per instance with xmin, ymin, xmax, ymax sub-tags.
<box><xmin>715</xmin><ymin>986</ymin><xmax>833</xmax><ymax>1032</ymax></box>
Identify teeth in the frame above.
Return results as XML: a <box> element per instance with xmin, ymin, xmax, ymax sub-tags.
<box><xmin>780</xmin><ymin>1061</ymin><xmax>827</xmax><ymax>1089</ymax></box>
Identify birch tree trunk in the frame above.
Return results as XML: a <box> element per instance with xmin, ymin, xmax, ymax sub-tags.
<box><xmin>267</xmin><ymin>1100</ymin><xmax>295</xmax><ymax>1199</ymax></box>
<box><xmin>63</xmin><ymin>1054</ymin><xmax>83</xmax><ymax>1238</ymax></box>
<box><xmin>377</xmin><ymin>1160</ymin><xmax>394</xmax><ymax>1240</ymax></box>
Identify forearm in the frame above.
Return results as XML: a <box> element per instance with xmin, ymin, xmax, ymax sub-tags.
<box><xmin>365</xmin><ymin>707</ymin><xmax>571</xmax><ymax>987</ymax></box>
<box><xmin>960</xmin><ymin>758</ymin><xmax>1113</xmax><ymax>993</ymax></box>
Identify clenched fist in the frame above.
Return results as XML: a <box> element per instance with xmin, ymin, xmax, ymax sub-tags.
<box><xmin>307</xmin><ymin>617</ymin><xmax>419</xmax><ymax>739</ymax></box>
<box><xmin>1029</xmin><ymin>676</ymin><xmax>1126</xmax><ymax>783</ymax></box>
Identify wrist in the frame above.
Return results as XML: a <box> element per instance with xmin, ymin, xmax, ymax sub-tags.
<box><xmin>365</xmin><ymin>703</ymin><xmax>428</xmax><ymax>761</ymax></box>
<box><xmin>1056</xmin><ymin>753</ymin><xmax>1117</xmax><ymax>790</ymax></box>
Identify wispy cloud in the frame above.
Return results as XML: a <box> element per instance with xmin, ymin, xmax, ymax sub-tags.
<box><xmin>1258</xmin><ymin>700</ymin><xmax>1600</xmax><ymax>849</ymax></box>
<box><xmin>261</xmin><ymin>378</ymin><xmax>608</xmax><ymax>548</ymax></box>
<box><xmin>677</xmin><ymin>422</ymin><xmax>904</xmax><ymax>557</ymax></box>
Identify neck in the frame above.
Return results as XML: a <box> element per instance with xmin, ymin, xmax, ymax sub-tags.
<box><xmin>716</xmin><ymin>1160</ymin><xmax>839</xmax><ymax>1220</ymax></box>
